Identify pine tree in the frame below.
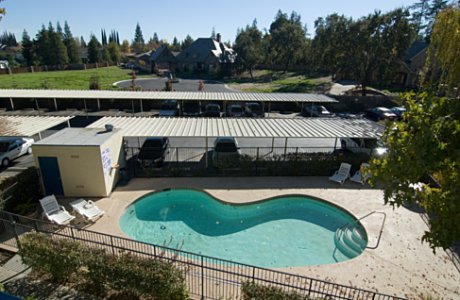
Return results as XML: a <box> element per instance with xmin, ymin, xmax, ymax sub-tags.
<box><xmin>49</xmin><ymin>30</ymin><xmax>69</xmax><ymax>65</ymax></box>
<box><xmin>56</xmin><ymin>21</ymin><xmax>64</xmax><ymax>40</ymax></box>
<box><xmin>181</xmin><ymin>35</ymin><xmax>194</xmax><ymax>50</ymax></box>
<box><xmin>133</xmin><ymin>22</ymin><xmax>145</xmax><ymax>53</ymax></box>
<box><xmin>63</xmin><ymin>21</ymin><xmax>81</xmax><ymax>64</ymax></box>
<box><xmin>80</xmin><ymin>36</ymin><xmax>86</xmax><ymax>47</ymax></box>
<box><xmin>102</xmin><ymin>45</ymin><xmax>111</xmax><ymax>61</ymax></box>
<box><xmin>211</xmin><ymin>27</ymin><xmax>216</xmax><ymax>38</ymax></box>
<box><xmin>87</xmin><ymin>35</ymin><xmax>101</xmax><ymax>63</ymax></box>
<box><xmin>153</xmin><ymin>32</ymin><xmax>159</xmax><ymax>43</ymax></box>
<box><xmin>35</xmin><ymin>25</ymin><xmax>51</xmax><ymax>65</ymax></box>
<box><xmin>21</xmin><ymin>29</ymin><xmax>33</xmax><ymax>64</ymax></box>
<box><xmin>117</xmin><ymin>32</ymin><xmax>120</xmax><ymax>45</ymax></box>
<box><xmin>108</xmin><ymin>41</ymin><xmax>121</xmax><ymax>62</ymax></box>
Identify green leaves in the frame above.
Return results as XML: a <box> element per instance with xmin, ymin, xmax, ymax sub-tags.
<box><xmin>369</xmin><ymin>92</ymin><xmax>460</xmax><ymax>250</ymax></box>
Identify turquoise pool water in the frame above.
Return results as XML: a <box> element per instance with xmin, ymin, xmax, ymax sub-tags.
<box><xmin>119</xmin><ymin>189</ymin><xmax>366</xmax><ymax>268</ymax></box>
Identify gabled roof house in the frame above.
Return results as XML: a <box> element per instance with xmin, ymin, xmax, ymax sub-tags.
<box><xmin>149</xmin><ymin>34</ymin><xmax>236</xmax><ymax>74</ymax></box>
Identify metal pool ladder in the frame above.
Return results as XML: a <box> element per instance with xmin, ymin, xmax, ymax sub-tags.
<box><xmin>161</xmin><ymin>235</ymin><xmax>185</xmax><ymax>258</ymax></box>
<box><xmin>336</xmin><ymin>211</ymin><xmax>387</xmax><ymax>254</ymax></box>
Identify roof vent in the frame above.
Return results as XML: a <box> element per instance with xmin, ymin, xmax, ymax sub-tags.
<box><xmin>105</xmin><ymin>124</ymin><xmax>114</xmax><ymax>132</ymax></box>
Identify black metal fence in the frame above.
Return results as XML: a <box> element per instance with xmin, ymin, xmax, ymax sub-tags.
<box><xmin>0</xmin><ymin>210</ymin><xmax>407</xmax><ymax>300</ymax></box>
<box><xmin>125</xmin><ymin>146</ymin><xmax>373</xmax><ymax>178</ymax></box>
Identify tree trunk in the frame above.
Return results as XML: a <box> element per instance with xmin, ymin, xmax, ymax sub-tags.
<box><xmin>361</xmin><ymin>83</ymin><xmax>367</xmax><ymax>96</ymax></box>
<box><xmin>283</xmin><ymin>63</ymin><xmax>289</xmax><ymax>74</ymax></box>
<box><xmin>249</xmin><ymin>67</ymin><xmax>254</xmax><ymax>80</ymax></box>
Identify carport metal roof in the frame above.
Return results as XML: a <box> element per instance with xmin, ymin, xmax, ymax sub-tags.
<box><xmin>86</xmin><ymin>117</ymin><xmax>384</xmax><ymax>138</ymax></box>
<box><xmin>0</xmin><ymin>89</ymin><xmax>337</xmax><ymax>103</ymax></box>
<box><xmin>0</xmin><ymin>116</ymin><xmax>73</xmax><ymax>137</ymax></box>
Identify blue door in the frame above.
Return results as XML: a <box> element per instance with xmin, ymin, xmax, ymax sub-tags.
<box><xmin>38</xmin><ymin>157</ymin><xmax>64</xmax><ymax>195</ymax></box>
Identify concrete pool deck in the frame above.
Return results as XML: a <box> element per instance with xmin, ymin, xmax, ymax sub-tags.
<box><xmin>61</xmin><ymin>177</ymin><xmax>460</xmax><ymax>300</ymax></box>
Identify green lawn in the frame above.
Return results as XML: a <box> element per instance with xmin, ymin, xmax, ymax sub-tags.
<box><xmin>0</xmin><ymin>67</ymin><xmax>152</xmax><ymax>90</ymax></box>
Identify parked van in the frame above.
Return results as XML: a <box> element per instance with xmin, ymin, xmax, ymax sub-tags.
<box><xmin>159</xmin><ymin>100</ymin><xmax>179</xmax><ymax>117</ymax></box>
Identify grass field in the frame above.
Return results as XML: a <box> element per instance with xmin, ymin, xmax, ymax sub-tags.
<box><xmin>0</xmin><ymin>66</ymin><xmax>152</xmax><ymax>90</ymax></box>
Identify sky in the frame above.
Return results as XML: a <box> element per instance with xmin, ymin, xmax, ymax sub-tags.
<box><xmin>1</xmin><ymin>0</ymin><xmax>417</xmax><ymax>45</ymax></box>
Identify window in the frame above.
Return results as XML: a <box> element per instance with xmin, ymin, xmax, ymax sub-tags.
<box><xmin>189</xmin><ymin>64</ymin><xmax>194</xmax><ymax>71</ymax></box>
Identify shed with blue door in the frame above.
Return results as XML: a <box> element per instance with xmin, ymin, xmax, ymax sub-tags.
<box><xmin>32</xmin><ymin>127</ymin><xmax>125</xmax><ymax>197</ymax></box>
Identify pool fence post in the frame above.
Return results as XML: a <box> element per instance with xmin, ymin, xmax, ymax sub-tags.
<box><xmin>176</xmin><ymin>147</ymin><xmax>179</xmax><ymax>169</ymax></box>
<box><xmin>252</xmin><ymin>267</ymin><xmax>255</xmax><ymax>282</ymax></box>
<box><xmin>70</xmin><ymin>227</ymin><xmax>75</xmax><ymax>241</ymax></box>
<box><xmin>256</xmin><ymin>147</ymin><xmax>259</xmax><ymax>175</ymax></box>
<box><xmin>201</xmin><ymin>256</ymin><xmax>204</xmax><ymax>299</ymax></box>
<box><xmin>11</xmin><ymin>221</ymin><xmax>20</xmax><ymax>247</ymax></box>
<box><xmin>110</xmin><ymin>236</ymin><xmax>115</xmax><ymax>255</ymax></box>
<box><xmin>205</xmin><ymin>137</ymin><xmax>208</xmax><ymax>168</ymax></box>
<box><xmin>308</xmin><ymin>279</ymin><xmax>312</xmax><ymax>297</ymax></box>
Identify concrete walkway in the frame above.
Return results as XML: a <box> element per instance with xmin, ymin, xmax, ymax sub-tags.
<box><xmin>55</xmin><ymin>176</ymin><xmax>460</xmax><ymax>300</ymax></box>
<box><xmin>329</xmin><ymin>80</ymin><xmax>357</xmax><ymax>95</ymax></box>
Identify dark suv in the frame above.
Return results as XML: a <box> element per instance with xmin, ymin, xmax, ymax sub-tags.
<box><xmin>182</xmin><ymin>100</ymin><xmax>202</xmax><ymax>117</ymax></box>
<box><xmin>137</xmin><ymin>137</ymin><xmax>170</xmax><ymax>167</ymax></box>
<box><xmin>244</xmin><ymin>102</ymin><xmax>264</xmax><ymax>118</ymax></box>
<box><xmin>204</xmin><ymin>104</ymin><xmax>221</xmax><ymax>117</ymax></box>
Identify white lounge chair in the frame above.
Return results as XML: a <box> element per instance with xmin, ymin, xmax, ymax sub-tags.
<box><xmin>329</xmin><ymin>163</ymin><xmax>352</xmax><ymax>185</ymax></box>
<box><xmin>350</xmin><ymin>163</ymin><xmax>371</xmax><ymax>185</ymax></box>
<box><xmin>70</xmin><ymin>199</ymin><xmax>105</xmax><ymax>223</ymax></box>
<box><xmin>39</xmin><ymin>195</ymin><xmax>75</xmax><ymax>225</ymax></box>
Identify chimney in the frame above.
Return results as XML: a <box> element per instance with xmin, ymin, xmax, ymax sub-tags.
<box><xmin>216</xmin><ymin>33</ymin><xmax>221</xmax><ymax>43</ymax></box>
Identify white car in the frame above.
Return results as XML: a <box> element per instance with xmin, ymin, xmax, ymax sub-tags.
<box><xmin>0</xmin><ymin>137</ymin><xmax>34</xmax><ymax>167</ymax></box>
<box><xmin>303</xmin><ymin>105</ymin><xmax>331</xmax><ymax>118</ymax></box>
<box><xmin>340</xmin><ymin>137</ymin><xmax>387</xmax><ymax>157</ymax></box>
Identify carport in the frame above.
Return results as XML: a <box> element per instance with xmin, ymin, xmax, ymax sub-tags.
<box><xmin>0</xmin><ymin>116</ymin><xmax>74</xmax><ymax>140</ymax></box>
<box><xmin>0</xmin><ymin>90</ymin><xmax>337</xmax><ymax>116</ymax></box>
<box><xmin>86</xmin><ymin>116</ymin><xmax>384</xmax><ymax>168</ymax></box>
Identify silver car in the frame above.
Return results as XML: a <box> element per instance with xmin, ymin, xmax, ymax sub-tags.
<box><xmin>227</xmin><ymin>105</ymin><xmax>245</xmax><ymax>117</ymax></box>
<box><xmin>212</xmin><ymin>137</ymin><xmax>242</xmax><ymax>166</ymax></box>
<box><xmin>0</xmin><ymin>137</ymin><xmax>34</xmax><ymax>167</ymax></box>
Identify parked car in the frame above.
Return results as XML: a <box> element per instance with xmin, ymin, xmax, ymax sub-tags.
<box><xmin>244</xmin><ymin>102</ymin><xmax>264</xmax><ymax>118</ymax></box>
<box><xmin>182</xmin><ymin>100</ymin><xmax>202</xmax><ymax>117</ymax></box>
<box><xmin>0</xmin><ymin>137</ymin><xmax>34</xmax><ymax>167</ymax></box>
<box><xmin>204</xmin><ymin>104</ymin><xmax>221</xmax><ymax>117</ymax></box>
<box><xmin>303</xmin><ymin>105</ymin><xmax>331</xmax><ymax>118</ymax></box>
<box><xmin>137</xmin><ymin>137</ymin><xmax>170</xmax><ymax>167</ymax></box>
<box><xmin>159</xmin><ymin>100</ymin><xmax>179</xmax><ymax>117</ymax></box>
<box><xmin>340</xmin><ymin>137</ymin><xmax>387</xmax><ymax>157</ymax></box>
<box><xmin>365</xmin><ymin>107</ymin><xmax>397</xmax><ymax>121</ymax></box>
<box><xmin>390</xmin><ymin>107</ymin><xmax>406</xmax><ymax>121</ymax></box>
<box><xmin>227</xmin><ymin>105</ymin><xmax>245</xmax><ymax>117</ymax></box>
<box><xmin>212</xmin><ymin>137</ymin><xmax>241</xmax><ymax>166</ymax></box>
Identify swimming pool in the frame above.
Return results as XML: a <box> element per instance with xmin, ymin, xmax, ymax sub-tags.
<box><xmin>119</xmin><ymin>189</ymin><xmax>367</xmax><ymax>268</ymax></box>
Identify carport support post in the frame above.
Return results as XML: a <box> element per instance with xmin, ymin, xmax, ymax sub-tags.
<box><xmin>301</xmin><ymin>102</ymin><xmax>304</xmax><ymax>114</ymax></box>
<box><xmin>268</xmin><ymin>102</ymin><xmax>271</xmax><ymax>115</ymax></box>
<box><xmin>262</xmin><ymin>102</ymin><xmax>265</xmax><ymax>116</ymax></box>
<box><xmin>284</xmin><ymin>138</ymin><xmax>288</xmax><ymax>162</ymax></box>
<box><xmin>97</xmin><ymin>99</ymin><xmax>100</xmax><ymax>111</ymax></box>
<box><xmin>131</xmin><ymin>99</ymin><xmax>135</xmax><ymax>117</ymax></box>
<box><xmin>54</xmin><ymin>98</ymin><xmax>57</xmax><ymax>111</ymax></box>
<box><xmin>205</xmin><ymin>137</ymin><xmax>208</xmax><ymax>168</ymax></box>
<box><xmin>84</xmin><ymin>99</ymin><xmax>88</xmax><ymax>119</ymax></box>
<box><xmin>224</xmin><ymin>101</ymin><xmax>227</xmax><ymax>116</ymax></box>
<box><xmin>38</xmin><ymin>132</ymin><xmax>42</xmax><ymax>140</ymax></box>
<box><xmin>9</xmin><ymin>98</ymin><xmax>14</xmax><ymax>110</ymax></box>
<box><xmin>35</xmin><ymin>98</ymin><xmax>40</xmax><ymax>115</ymax></box>
<box><xmin>271</xmin><ymin>137</ymin><xmax>275</xmax><ymax>152</ymax></box>
<box><xmin>311</xmin><ymin>102</ymin><xmax>314</xmax><ymax>117</ymax></box>
<box><xmin>140</xmin><ymin>99</ymin><xmax>143</xmax><ymax>112</ymax></box>
<box><xmin>67</xmin><ymin>120</ymin><xmax>71</xmax><ymax>127</ymax></box>
<box><xmin>334</xmin><ymin>138</ymin><xmax>338</xmax><ymax>151</ymax></box>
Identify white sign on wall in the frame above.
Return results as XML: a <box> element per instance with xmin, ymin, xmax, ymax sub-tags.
<box><xmin>102</xmin><ymin>148</ymin><xmax>112</xmax><ymax>175</ymax></box>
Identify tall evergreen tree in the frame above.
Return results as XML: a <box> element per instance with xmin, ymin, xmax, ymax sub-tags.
<box><xmin>211</xmin><ymin>27</ymin><xmax>216</xmax><ymax>38</ymax></box>
<box><xmin>48</xmin><ymin>22</ymin><xmax>54</xmax><ymax>34</ymax></box>
<box><xmin>80</xmin><ymin>36</ymin><xmax>86</xmax><ymax>47</ymax></box>
<box><xmin>87</xmin><ymin>35</ymin><xmax>101</xmax><ymax>63</ymax></box>
<box><xmin>108</xmin><ymin>41</ymin><xmax>121</xmax><ymax>62</ymax></box>
<box><xmin>181</xmin><ymin>35</ymin><xmax>194</xmax><ymax>50</ymax></box>
<box><xmin>102</xmin><ymin>45</ymin><xmax>111</xmax><ymax>61</ymax></box>
<box><xmin>21</xmin><ymin>29</ymin><xmax>33</xmax><ymax>64</ymax></box>
<box><xmin>153</xmin><ymin>32</ymin><xmax>159</xmax><ymax>43</ymax></box>
<box><xmin>133</xmin><ymin>22</ymin><xmax>145</xmax><ymax>53</ymax></box>
<box><xmin>116</xmin><ymin>31</ymin><xmax>120</xmax><ymax>45</ymax></box>
<box><xmin>63</xmin><ymin>21</ymin><xmax>81</xmax><ymax>64</ymax></box>
<box><xmin>49</xmin><ymin>30</ymin><xmax>69</xmax><ymax>65</ymax></box>
<box><xmin>172</xmin><ymin>36</ymin><xmax>180</xmax><ymax>51</ymax></box>
<box><xmin>35</xmin><ymin>25</ymin><xmax>51</xmax><ymax>65</ymax></box>
<box><xmin>56</xmin><ymin>21</ymin><xmax>64</xmax><ymax>40</ymax></box>
<box><xmin>0</xmin><ymin>31</ymin><xmax>17</xmax><ymax>46</ymax></box>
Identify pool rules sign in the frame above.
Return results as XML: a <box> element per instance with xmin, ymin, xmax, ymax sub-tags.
<box><xmin>102</xmin><ymin>148</ymin><xmax>112</xmax><ymax>175</ymax></box>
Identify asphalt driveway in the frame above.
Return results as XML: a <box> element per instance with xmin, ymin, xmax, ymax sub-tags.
<box><xmin>115</xmin><ymin>78</ymin><xmax>239</xmax><ymax>92</ymax></box>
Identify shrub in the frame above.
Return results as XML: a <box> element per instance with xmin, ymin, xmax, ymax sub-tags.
<box><xmin>242</xmin><ymin>281</ymin><xmax>306</xmax><ymax>300</ymax></box>
<box><xmin>18</xmin><ymin>232</ymin><xmax>189</xmax><ymax>299</ymax></box>
<box><xmin>18</xmin><ymin>232</ymin><xmax>84</xmax><ymax>283</ymax></box>
<box><xmin>89</xmin><ymin>75</ymin><xmax>100</xmax><ymax>90</ymax></box>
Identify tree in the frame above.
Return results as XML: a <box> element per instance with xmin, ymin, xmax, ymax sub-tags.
<box><xmin>80</xmin><ymin>36</ymin><xmax>86</xmax><ymax>47</ymax></box>
<box><xmin>101</xmin><ymin>29</ymin><xmax>107</xmax><ymax>46</ymax></box>
<box><xmin>133</xmin><ymin>22</ymin><xmax>145</xmax><ymax>53</ymax></box>
<box><xmin>269</xmin><ymin>10</ymin><xmax>308</xmax><ymax>73</ymax></box>
<box><xmin>0</xmin><ymin>0</ymin><xmax>5</xmax><ymax>22</ymax></box>
<box><xmin>369</xmin><ymin>2</ymin><xmax>460</xmax><ymax>251</ymax></box>
<box><xmin>108</xmin><ymin>41</ymin><xmax>121</xmax><ymax>62</ymax></box>
<box><xmin>49</xmin><ymin>30</ymin><xmax>69</xmax><ymax>65</ymax></box>
<box><xmin>233</xmin><ymin>24</ymin><xmax>264</xmax><ymax>79</ymax></box>
<box><xmin>211</xmin><ymin>27</ymin><xmax>216</xmax><ymax>38</ymax></box>
<box><xmin>63</xmin><ymin>21</ymin><xmax>81</xmax><ymax>64</ymax></box>
<box><xmin>56</xmin><ymin>21</ymin><xmax>64</xmax><ymax>40</ymax></box>
<box><xmin>181</xmin><ymin>35</ymin><xmax>194</xmax><ymax>50</ymax></box>
<box><xmin>87</xmin><ymin>35</ymin><xmax>101</xmax><ymax>63</ymax></box>
<box><xmin>172</xmin><ymin>36</ymin><xmax>180</xmax><ymax>51</ymax></box>
<box><xmin>1</xmin><ymin>30</ymin><xmax>17</xmax><ymax>46</ymax></box>
<box><xmin>102</xmin><ymin>45</ymin><xmax>111</xmax><ymax>62</ymax></box>
<box><xmin>312</xmin><ymin>8</ymin><xmax>412</xmax><ymax>96</ymax></box>
<box><xmin>21</xmin><ymin>30</ymin><xmax>33</xmax><ymax>64</ymax></box>
<box><xmin>120</xmin><ymin>39</ymin><xmax>131</xmax><ymax>53</ymax></box>
<box><xmin>35</xmin><ymin>25</ymin><xmax>51</xmax><ymax>65</ymax></box>
<box><xmin>153</xmin><ymin>32</ymin><xmax>159</xmax><ymax>43</ymax></box>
